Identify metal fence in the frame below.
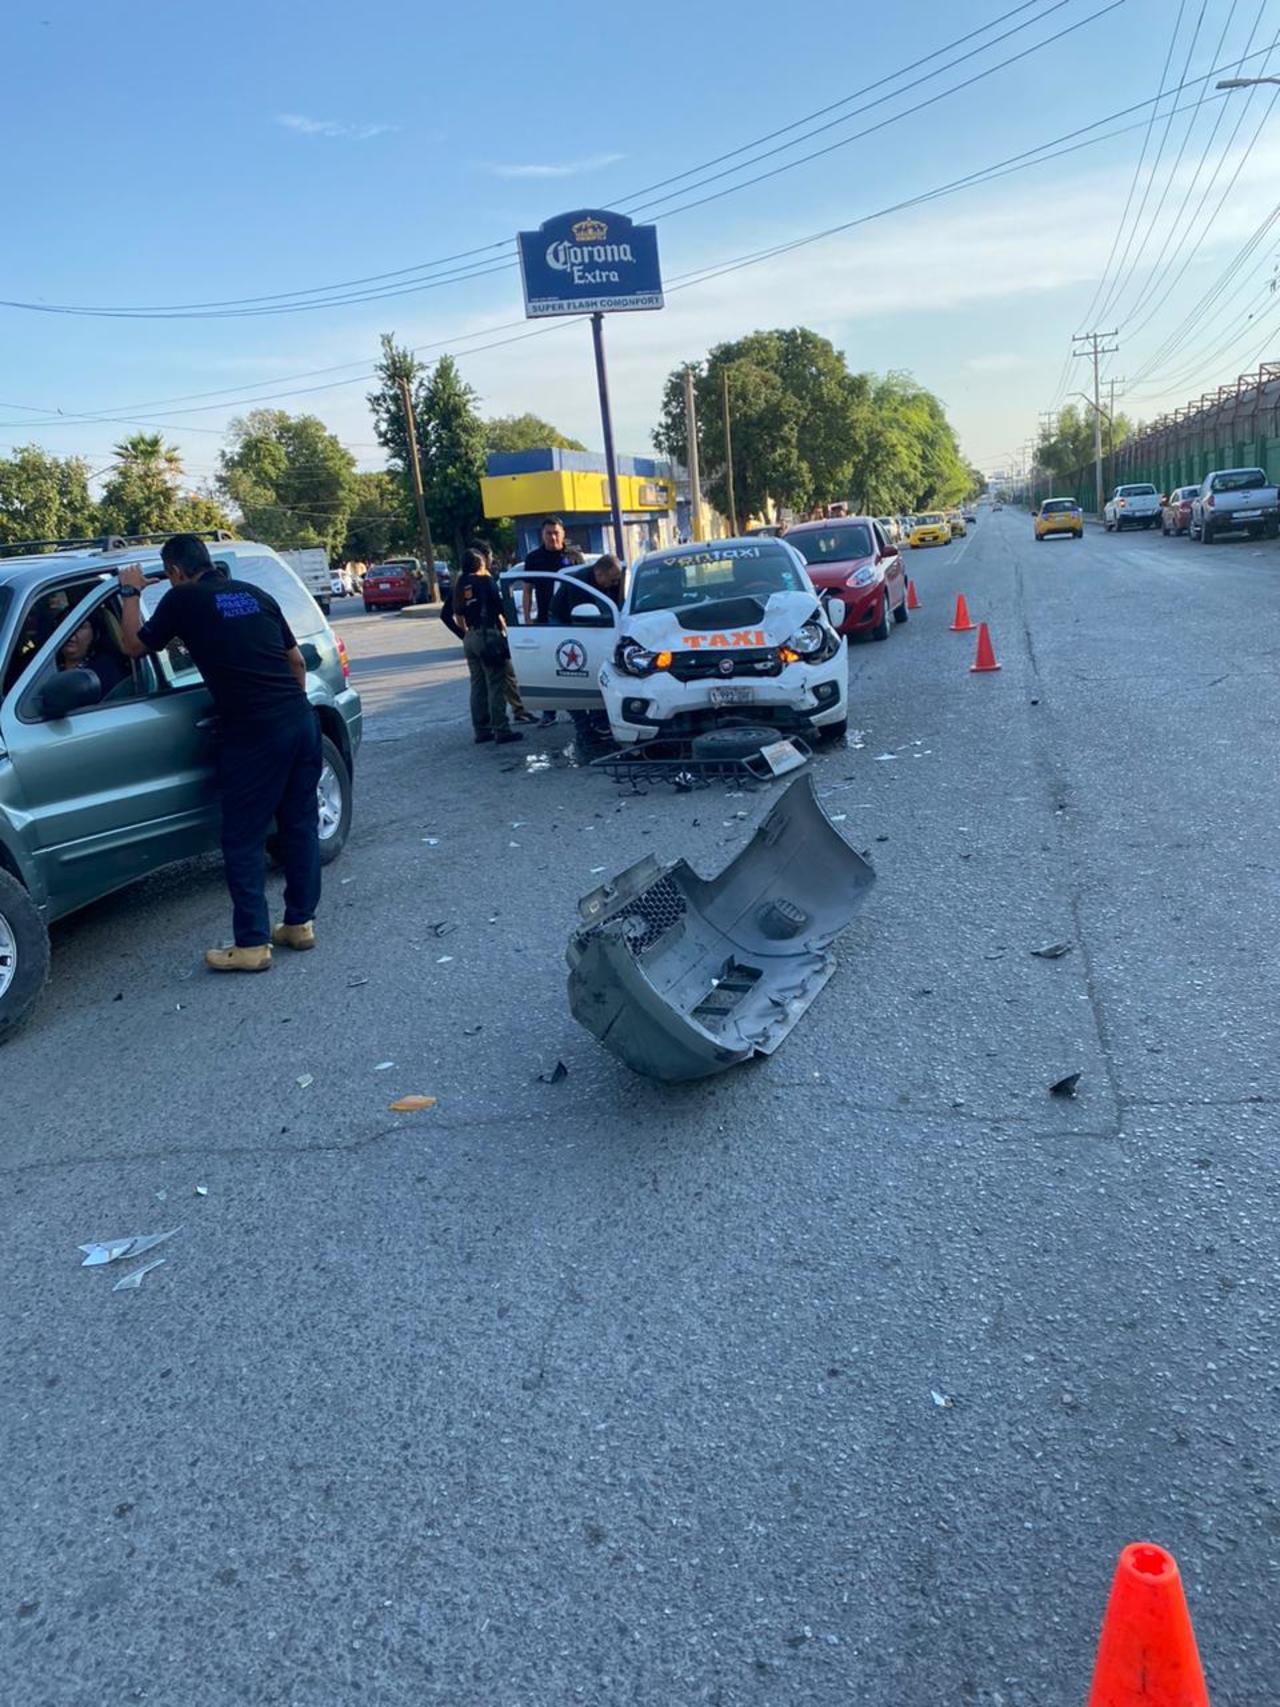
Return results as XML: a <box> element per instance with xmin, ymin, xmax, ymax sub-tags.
<box><xmin>1033</xmin><ymin>362</ymin><xmax>1280</xmax><ymax>513</ymax></box>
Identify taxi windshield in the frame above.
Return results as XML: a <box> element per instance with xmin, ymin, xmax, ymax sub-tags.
<box><xmin>789</xmin><ymin>524</ymin><xmax>873</xmax><ymax>564</ymax></box>
<box><xmin>629</xmin><ymin>544</ymin><xmax>804</xmax><ymax>613</ymax></box>
<box><xmin>916</xmin><ymin>513</ymin><xmax>944</xmax><ymax>526</ymax></box>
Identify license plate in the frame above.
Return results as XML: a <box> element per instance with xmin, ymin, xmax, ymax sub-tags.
<box><xmin>709</xmin><ymin>685</ymin><xmax>754</xmax><ymax>707</ymax></box>
<box><xmin>1236</xmin><ymin>509</ymin><xmax>1261</xmax><ymax>519</ymax></box>
<box><xmin>375</xmin><ymin>582</ymin><xmax>393</xmax><ymax>590</ymax></box>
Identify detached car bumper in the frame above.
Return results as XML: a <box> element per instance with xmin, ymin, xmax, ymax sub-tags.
<box><xmin>601</xmin><ymin>655</ymin><xmax>847</xmax><ymax>744</ymax></box>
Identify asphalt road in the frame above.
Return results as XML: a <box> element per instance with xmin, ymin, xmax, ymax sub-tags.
<box><xmin>5</xmin><ymin>513</ymin><xmax>1280</xmax><ymax>1705</ymax></box>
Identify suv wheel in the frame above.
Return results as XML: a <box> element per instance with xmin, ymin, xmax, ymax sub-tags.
<box><xmin>0</xmin><ymin>868</ymin><xmax>51</xmax><ymax>1043</ymax></box>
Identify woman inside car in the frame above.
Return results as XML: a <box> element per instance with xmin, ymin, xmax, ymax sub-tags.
<box><xmin>54</xmin><ymin>613</ymin><xmax>129</xmax><ymax>698</ymax></box>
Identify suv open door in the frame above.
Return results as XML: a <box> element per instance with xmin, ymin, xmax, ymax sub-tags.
<box><xmin>499</xmin><ymin>570</ymin><xmax>618</xmax><ymax>715</ymax></box>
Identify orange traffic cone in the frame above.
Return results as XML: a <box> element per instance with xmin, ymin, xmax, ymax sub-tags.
<box><xmin>907</xmin><ymin>579</ymin><xmax>921</xmax><ymax>611</ymax></box>
<box><xmin>970</xmin><ymin>622</ymin><xmax>1000</xmax><ymax>672</ymax></box>
<box><xmin>950</xmin><ymin>593</ymin><xmax>975</xmax><ymax>631</ymax></box>
<box><xmin>1086</xmin><ymin>1543</ymin><xmax>1208</xmax><ymax>1706</ymax></box>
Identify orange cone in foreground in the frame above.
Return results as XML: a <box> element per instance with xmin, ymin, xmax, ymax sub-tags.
<box><xmin>970</xmin><ymin>622</ymin><xmax>1001</xmax><ymax>672</ymax></box>
<box><xmin>1087</xmin><ymin>1543</ymin><xmax>1209</xmax><ymax>1707</ymax></box>
<box><xmin>907</xmin><ymin>578</ymin><xmax>921</xmax><ymax>611</ymax></box>
<box><xmin>950</xmin><ymin>592</ymin><xmax>975</xmax><ymax>631</ymax></box>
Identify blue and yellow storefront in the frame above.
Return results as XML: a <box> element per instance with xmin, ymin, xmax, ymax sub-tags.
<box><xmin>480</xmin><ymin>449</ymin><xmax>677</xmax><ymax>561</ymax></box>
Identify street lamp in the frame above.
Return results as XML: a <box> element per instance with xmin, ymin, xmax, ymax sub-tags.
<box><xmin>1216</xmin><ymin>76</ymin><xmax>1280</xmax><ymax>88</ymax></box>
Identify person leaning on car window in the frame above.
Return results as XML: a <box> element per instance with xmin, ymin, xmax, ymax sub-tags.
<box><xmin>117</xmin><ymin>533</ymin><xmax>323</xmax><ymax>975</ymax></box>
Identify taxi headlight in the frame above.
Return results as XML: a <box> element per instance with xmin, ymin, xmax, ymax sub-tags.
<box><xmin>617</xmin><ymin>638</ymin><xmax>657</xmax><ymax>676</ymax></box>
<box><xmin>781</xmin><ymin>618</ymin><xmax>838</xmax><ymax>664</ymax></box>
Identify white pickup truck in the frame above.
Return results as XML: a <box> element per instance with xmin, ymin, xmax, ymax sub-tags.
<box><xmin>1190</xmin><ymin>467</ymin><xmax>1280</xmax><ymax>543</ymax></box>
<box><xmin>278</xmin><ymin>547</ymin><xmax>333</xmax><ymax>614</ymax></box>
<box><xmin>1103</xmin><ymin>483</ymin><xmax>1161</xmax><ymax>531</ymax></box>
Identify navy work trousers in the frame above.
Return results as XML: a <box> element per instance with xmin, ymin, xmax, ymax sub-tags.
<box><xmin>216</xmin><ymin>706</ymin><xmax>323</xmax><ymax>947</ymax></box>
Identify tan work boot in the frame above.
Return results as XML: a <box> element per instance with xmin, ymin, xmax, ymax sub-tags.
<box><xmin>205</xmin><ymin>944</ymin><xmax>273</xmax><ymax>973</ymax></box>
<box><xmin>271</xmin><ymin>921</ymin><xmax>316</xmax><ymax>951</ymax></box>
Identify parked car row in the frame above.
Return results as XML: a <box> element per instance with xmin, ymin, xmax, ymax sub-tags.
<box><xmin>1105</xmin><ymin>469</ymin><xmax>1280</xmax><ymax>543</ymax></box>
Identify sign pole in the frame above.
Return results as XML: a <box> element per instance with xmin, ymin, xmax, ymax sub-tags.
<box><xmin>591</xmin><ymin>312</ymin><xmax>626</xmax><ymax>560</ymax></box>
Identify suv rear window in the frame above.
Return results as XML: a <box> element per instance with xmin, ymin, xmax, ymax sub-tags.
<box><xmin>222</xmin><ymin>552</ymin><xmax>326</xmax><ymax>639</ymax></box>
<box><xmin>1210</xmin><ymin>469</ymin><xmax>1268</xmax><ymax>492</ymax></box>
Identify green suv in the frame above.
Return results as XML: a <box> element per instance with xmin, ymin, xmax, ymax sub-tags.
<box><xmin>0</xmin><ymin>534</ymin><xmax>363</xmax><ymax>1039</ymax></box>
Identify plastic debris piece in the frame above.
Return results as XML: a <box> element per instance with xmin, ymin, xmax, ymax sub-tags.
<box><xmin>1050</xmin><ymin>1072</ymin><xmax>1082</xmax><ymax>1098</ymax></box>
<box><xmin>389</xmin><ymin>1095</ymin><xmax>437</xmax><ymax>1112</ymax></box>
<box><xmin>374</xmin><ymin>1061</ymin><xmax>395</xmax><ymax>1071</ymax></box>
<box><xmin>511</xmin><ymin>821</ymin><xmax>528</xmax><ymax>829</ymax></box>
<box><xmin>430</xmin><ymin>922</ymin><xmax>454</xmax><ymax>938</ymax></box>
<box><xmin>79</xmin><ymin>1227</ymin><xmax>180</xmax><ymax>1267</ymax></box>
<box><xmin>436</xmin><ymin>955</ymin><xmax>453</xmax><ymax>965</ymax></box>
<box><xmin>463</xmin><ymin>1023</ymin><xmax>483</xmax><ymax>1035</ymax></box>
<box><xmin>931</xmin><ymin>1389</ymin><xmax>955</xmax><ymax>1409</ymax></box>
<box><xmin>421</xmin><ymin>836</ymin><xmax>440</xmax><ymax>845</ymax></box>
<box><xmin>113</xmin><ymin>1257</ymin><xmax>167</xmax><ymax>1292</ymax></box>
<box><xmin>347</xmin><ymin>975</ymin><xmax>369</xmax><ymax>988</ymax></box>
<box><xmin>537</xmin><ymin>1060</ymin><xmax>569</xmax><ymax>1085</ymax></box>
<box><xmin>195</xmin><ymin>1186</ymin><xmax>208</xmax><ymax>1197</ymax></box>
<box><xmin>296</xmin><ymin>1073</ymin><xmax>314</xmax><ymax>1088</ymax></box>
<box><xmin>873</xmin><ymin>753</ymin><xmax>896</xmax><ymax>762</ymax></box>
<box><xmin>590</xmin><ymin>866</ymin><xmax>606</xmax><ymax>875</ymax></box>
<box><xmin>1031</xmin><ymin>942</ymin><xmax>1073</xmax><ymax>959</ymax></box>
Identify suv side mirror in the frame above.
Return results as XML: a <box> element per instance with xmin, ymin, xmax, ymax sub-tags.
<box><xmin>39</xmin><ymin>667</ymin><xmax>104</xmax><ymax>720</ymax></box>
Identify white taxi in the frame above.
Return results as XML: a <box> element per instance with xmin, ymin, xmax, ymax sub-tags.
<box><xmin>500</xmin><ymin>538</ymin><xmax>848</xmax><ymax>744</ymax></box>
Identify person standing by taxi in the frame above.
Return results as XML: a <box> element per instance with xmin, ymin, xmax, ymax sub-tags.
<box><xmin>453</xmin><ymin>547</ymin><xmax>522</xmax><ymax>746</ymax></box>
<box><xmin>116</xmin><ymin>533</ymin><xmax>322</xmax><ymax>973</ymax></box>
<box><xmin>521</xmin><ymin>516</ymin><xmax>584</xmax><ymax>725</ymax></box>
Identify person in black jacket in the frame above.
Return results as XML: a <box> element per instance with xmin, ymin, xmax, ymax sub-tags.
<box><xmin>441</xmin><ymin>543</ymin><xmax>536</xmax><ymax>722</ymax></box>
<box><xmin>452</xmin><ymin>547</ymin><xmax>522</xmax><ymax>746</ymax></box>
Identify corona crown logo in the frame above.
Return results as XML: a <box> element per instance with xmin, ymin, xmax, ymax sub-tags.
<box><xmin>571</xmin><ymin>216</ymin><xmax>608</xmax><ymax>243</ymax></box>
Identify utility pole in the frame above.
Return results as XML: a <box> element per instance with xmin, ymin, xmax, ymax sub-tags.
<box><xmin>683</xmin><ymin>366</ymin><xmax>705</xmax><ymax>541</ymax></box>
<box><xmin>721</xmin><ymin>368</ymin><xmax>739</xmax><ymax>536</ymax></box>
<box><xmin>1073</xmin><ymin>330</ymin><xmax>1118</xmax><ymax>518</ymax></box>
<box><xmin>1106</xmin><ymin>375</ymin><xmax>1127</xmax><ymax>486</ymax></box>
<box><xmin>397</xmin><ymin>375</ymin><xmax>437</xmax><ymax>600</ymax></box>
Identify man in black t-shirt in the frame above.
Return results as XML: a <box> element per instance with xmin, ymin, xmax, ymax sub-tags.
<box><xmin>118</xmin><ymin>534</ymin><xmax>323</xmax><ymax>974</ymax></box>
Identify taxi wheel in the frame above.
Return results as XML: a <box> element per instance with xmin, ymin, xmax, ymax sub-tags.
<box><xmin>0</xmin><ymin>868</ymin><xmax>50</xmax><ymax>1044</ymax></box>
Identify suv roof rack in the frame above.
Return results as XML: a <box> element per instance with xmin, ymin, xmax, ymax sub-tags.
<box><xmin>0</xmin><ymin>529</ymin><xmax>235</xmax><ymax>560</ymax></box>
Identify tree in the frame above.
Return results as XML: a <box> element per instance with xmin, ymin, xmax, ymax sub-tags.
<box><xmin>98</xmin><ymin>432</ymin><xmax>188</xmax><ymax>536</ymax></box>
<box><xmin>1034</xmin><ymin>402</ymin><xmax>1133</xmax><ymax>488</ymax></box>
<box><xmin>484</xmin><ymin>413</ymin><xmax>586</xmax><ymax>455</ymax></box>
<box><xmin>419</xmin><ymin>355</ymin><xmax>487</xmax><ymax>557</ymax></box>
<box><xmin>218</xmin><ymin>409</ymin><xmax>355</xmax><ymax>556</ymax></box>
<box><xmin>655</xmin><ymin>329</ymin><xmax>871</xmax><ymax>522</ymax></box>
<box><xmin>0</xmin><ymin>445</ymin><xmax>97</xmax><ymax>544</ymax></box>
<box><xmin>342</xmin><ymin>471</ymin><xmax>414</xmax><ymax>563</ymax></box>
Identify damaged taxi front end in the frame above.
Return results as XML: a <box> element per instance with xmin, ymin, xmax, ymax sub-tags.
<box><xmin>602</xmin><ymin>539</ymin><xmax>848</xmax><ymax>745</ymax></box>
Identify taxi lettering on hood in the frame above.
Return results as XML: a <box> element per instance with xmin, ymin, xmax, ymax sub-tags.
<box><xmin>681</xmin><ymin>629</ymin><xmax>765</xmax><ymax>649</ymax></box>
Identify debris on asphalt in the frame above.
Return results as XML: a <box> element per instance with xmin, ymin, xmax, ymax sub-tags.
<box><xmin>436</xmin><ymin>955</ymin><xmax>453</xmax><ymax>965</ymax></box>
<box><xmin>568</xmin><ymin>775</ymin><xmax>875</xmax><ymax>1081</ymax></box>
<box><xmin>1050</xmin><ymin>1072</ymin><xmax>1082</xmax><ymax>1098</ymax></box>
<box><xmin>389</xmin><ymin>1095</ymin><xmax>437</xmax><ymax>1112</ymax></box>
<box><xmin>430</xmin><ymin>922</ymin><xmax>454</xmax><ymax>938</ymax></box>
<box><xmin>875</xmin><ymin>834</ymin><xmax>889</xmax><ymax>843</ymax></box>
<box><xmin>931</xmin><ymin>1389</ymin><xmax>956</xmax><ymax>1409</ymax></box>
<box><xmin>79</xmin><ymin>1228</ymin><xmax>180</xmax><ymax>1268</ymax></box>
<box><xmin>421</xmin><ymin>837</ymin><xmax>440</xmax><ymax>846</ymax></box>
<box><xmin>537</xmin><ymin>1061</ymin><xmax>569</xmax><ymax>1084</ymax></box>
<box><xmin>346</xmin><ymin>975</ymin><xmax>369</xmax><ymax>988</ymax></box>
<box><xmin>113</xmin><ymin>1257</ymin><xmax>167</xmax><ymax>1292</ymax></box>
<box><xmin>296</xmin><ymin>1073</ymin><xmax>314</xmax><ymax>1088</ymax></box>
<box><xmin>525</xmin><ymin>752</ymin><xmax>552</xmax><ymax>773</ymax></box>
<box><xmin>1031</xmin><ymin>942</ymin><xmax>1073</xmax><ymax>959</ymax></box>
<box><xmin>195</xmin><ymin>1186</ymin><xmax>208</xmax><ymax>1198</ymax></box>
<box><xmin>374</xmin><ymin>1061</ymin><xmax>395</xmax><ymax>1071</ymax></box>
<box><xmin>463</xmin><ymin>1023</ymin><xmax>483</xmax><ymax>1035</ymax></box>
<box><xmin>873</xmin><ymin>753</ymin><xmax>896</xmax><ymax>762</ymax></box>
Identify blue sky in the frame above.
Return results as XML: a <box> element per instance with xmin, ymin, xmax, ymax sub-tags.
<box><xmin>3</xmin><ymin>0</ymin><xmax>1278</xmax><ymax>487</ymax></box>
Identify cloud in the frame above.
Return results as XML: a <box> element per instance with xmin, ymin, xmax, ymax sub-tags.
<box><xmin>484</xmin><ymin>153</ymin><xmax>623</xmax><ymax>180</ymax></box>
<box><xmin>276</xmin><ymin>113</ymin><xmax>396</xmax><ymax>141</ymax></box>
<box><xmin>966</xmin><ymin>353</ymin><xmax>1027</xmax><ymax>373</ymax></box>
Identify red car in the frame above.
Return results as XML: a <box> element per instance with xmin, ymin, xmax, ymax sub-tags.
<box><xmin>362</xmin><ymin>557</ymin><xmax>424</xmax><ymax>611</ymax></box>
<box><xmin>784</xmin><ymin>516</ymin><xmax>909</xmax><ymax>640</ymax></box>
<box><xmin>1161</xmin><ymin>486</ymin><xmax>1198</xmax><ymax>536</ymax></box>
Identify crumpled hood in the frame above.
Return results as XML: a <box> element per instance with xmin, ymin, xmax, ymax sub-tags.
<box><xmin>623</xmin><ymin>590</ymin><xmax>820</xmax><ymax>651</ymax></box>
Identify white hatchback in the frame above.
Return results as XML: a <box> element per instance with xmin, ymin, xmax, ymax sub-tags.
<box><xmin>500</xmin><ymin>538</ymin><xmax>848</xmax><ymax>744</ymax></box>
